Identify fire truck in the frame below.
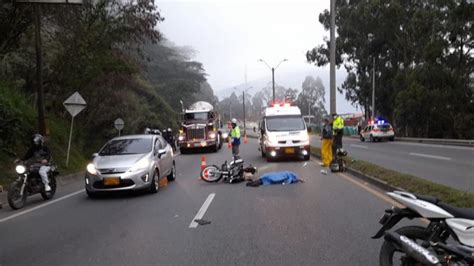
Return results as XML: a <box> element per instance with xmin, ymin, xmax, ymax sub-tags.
<box><xmin>178</xmin><ymin>101</ymin><xmax>222</xmax><ymax>153</ymax></box>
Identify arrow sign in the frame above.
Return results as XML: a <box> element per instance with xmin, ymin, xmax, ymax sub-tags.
<box><xmin>63</xmin><ymin>91</ymin><xmax>86</xmax><ymax>117</ymax></box>
<box><xmin>63</xmin><ymin>91</ymin><xmax>86</xmax><ymax>166</ymax></box>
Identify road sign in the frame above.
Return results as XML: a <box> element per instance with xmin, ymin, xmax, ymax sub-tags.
<box><xmin>63</xmin><ymin>92</ymin><xmax>86</xmax><ymax>166</ymax></box>
<box><xmin>63</xmin><ymin>92</ymin><xmax>86</xmax><ymax>117</ymax></box>
<box><xmin>115</xmin><ymin>118</ymin><xmax>124</xmax><ymax>132</ymax></box>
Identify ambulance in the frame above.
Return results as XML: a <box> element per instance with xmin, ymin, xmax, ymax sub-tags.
<box><xmin>258</xmin><ymin>101</ymin><xmax>310</xmax><ymax>162</ymax></box>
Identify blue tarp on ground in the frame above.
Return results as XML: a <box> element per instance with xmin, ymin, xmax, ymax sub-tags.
<box><xmin>259</xmin><ymin>171</ymin><xmax>299</xmax><ymax>185</ymax></box>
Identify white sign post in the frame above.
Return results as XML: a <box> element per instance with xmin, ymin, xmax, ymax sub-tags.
<box><xmin>114</xmin><ymin>118</ymin><xmax>125</xmax><ymax>136</ymax></box>
<box><xmin>63</xmin><ymin>92</ymin><xmax>86</xmax><ymax>166</ymax></box>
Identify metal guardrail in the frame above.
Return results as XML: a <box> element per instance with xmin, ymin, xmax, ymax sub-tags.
<box><xmin>347</xmin><ymin>135</ymin><xmax>474</xmax><ymax>147</ymax></box>
<box><xmin>395</xmin><ymin>137</ymin><xmax>474</xmax><ymax>147</ymax></box>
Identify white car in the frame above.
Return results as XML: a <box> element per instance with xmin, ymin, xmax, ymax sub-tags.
<box><xmin>360</xmin><ymin>123</ymin><xmax>395</xmax><ymax>142</ymax></box>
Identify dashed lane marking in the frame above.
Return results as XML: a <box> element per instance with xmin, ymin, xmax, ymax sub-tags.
<box><xmin>350</xmin><ymin>144</ymin><xmax>368</xmax><ymax>149</ymax></box>
<box><xmin>189</xmin><ymin>193</ymin><xmax>215</xmax><ymax>228</ymax></box>
<box><xmin>409</xmin><ymin>152</ymin><xmax>451</xmax><ymax>161</ymax></box>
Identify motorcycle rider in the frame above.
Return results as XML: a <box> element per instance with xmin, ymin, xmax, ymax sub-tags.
<box><xmin>20</xmin><ymin>134</ymin><xmax>52</xmax><ymax>191</ymax></box>
<box><xmin>230</xmin><ymin>118</ymin><xmax>241</xmax><ymax>160</ymax></box>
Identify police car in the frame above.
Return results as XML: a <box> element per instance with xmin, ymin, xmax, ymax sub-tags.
<box><xmin>258</xmin><ymin>101</ymin><xmax>310</xmax><ymax>161</ymax></box>
<box><xmin>360</xmin><ymin>118</ymin><xmax>395</xmax><ymax>142</ymax></box>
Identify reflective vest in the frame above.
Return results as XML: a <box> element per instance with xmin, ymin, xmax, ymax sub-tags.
<box><xmin>230</xmin><ymin>126</ymin><xmax>241</xmax><ymax>145</ymax></box>
<box><xmin>333</xmin><ymin>116</ymin><xmax>344</xmax><ymax>131</ymax></box>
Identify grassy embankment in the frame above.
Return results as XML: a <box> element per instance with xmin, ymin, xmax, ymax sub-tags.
<box><xmin>310</xmin><ymin>146</ymin><xmax>474</xmax><ymax>208</ymax></box>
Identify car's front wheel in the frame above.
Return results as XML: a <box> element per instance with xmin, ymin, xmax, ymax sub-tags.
<box><xmin>167</xmin><ymin>162</ymin><xmax>176</xmax><ymax>182</ymax></box>
<box><xmin>149</xmin><ymin>170</ymin><xmax>159</xmax><ymax>193</ymax></box>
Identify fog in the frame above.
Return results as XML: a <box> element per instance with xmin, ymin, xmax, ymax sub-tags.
<box><xmin>158</xmin><ymin>0</ymin><xmax>358</xmax><ymax>113</ymax></box>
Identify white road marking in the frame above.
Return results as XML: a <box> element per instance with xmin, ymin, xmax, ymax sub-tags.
<box><xmin>350</xmin><ymin>144</ymin><xmax>368</xmax><ymax>149</ymax></box>
<box><xmin>409</xmin><ymin>152</ymin><xmax>451</xmax><ymax>161</ymax></box>
<box><xmin>389</xmin><ymin>141</ymin><xmax>474</xmax><ymax>151</ymax></box>
<box><xmin>0</xmin><ymin>189</ymin><xmax>85</xmax><ymax>223</ymax></box>
<box><xmin>189</xmin><ymin>193</ymin><xmax>215</xmax><ymax>228</ymax></box>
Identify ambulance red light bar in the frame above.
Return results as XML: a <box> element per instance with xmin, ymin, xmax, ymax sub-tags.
<box><xmin>269</xmin><ymin>99</ymin><xmax>294</xmax><ymax>107</ymax></box>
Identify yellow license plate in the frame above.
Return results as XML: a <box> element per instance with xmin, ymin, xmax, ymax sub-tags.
<box><xmin>285</xmin><ymin>148</ymin><xmax>295</xmax><ymax>154</ymax></box>
<box><xmin>103</xmin><ymin>177</ymin><xmax>120</xmax><ymax>186</ymax></box>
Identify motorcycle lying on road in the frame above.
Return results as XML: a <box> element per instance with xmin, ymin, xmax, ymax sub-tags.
<box><xmin>200</xmin><ymin>157</ymin><xmax>250</xmax><ymax>183</ymax></box>
<box><xmin>372</xmin><ymin>191</ymin><xmax>474</xmax><ymax>265</ymax></box>
<box><xmin>8</xmin><ymin>161</ymin><xmax>58</xmax><ymax>210</ymax></box>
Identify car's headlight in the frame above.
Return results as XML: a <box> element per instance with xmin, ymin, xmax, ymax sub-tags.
<box><xmin>129</xmin><ymin>158</ymin><xmax>150</xmax><ymax>172</ymax></box>
<box><xmin>178</xmin><ymin>135</ymin><xmax>185</xmax><ymax>141</ymax></box>
<box><xmin>209</xmin><ymin>132</ymin><xmax>216</xmax><ymax>139</ymax></box>
<box><xmin>16</xmin><ymin>165</ymin><xmax>26</xmax><ymax>174</ymax></box>
<box><xmin>86</xmin><ymin>163</ymin><xmax>97</xmax><ymax>175</ymax></box>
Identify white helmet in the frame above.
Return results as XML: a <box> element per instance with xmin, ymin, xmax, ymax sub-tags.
<box><xmin>231</xmin><ymin>118</ymin><xmax>237</xmax><ymax>124</ymax></box>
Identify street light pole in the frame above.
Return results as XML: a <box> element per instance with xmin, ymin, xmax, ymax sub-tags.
<box><xmin>372</xmin><ymin>57</ymin><xmax>376</xmax><ymax>119</ymax></box>
<box><xmin>242</xmin><ymin>90</ymin><xmax>246</xmax><ymax>134</ymax></box>
<box><xmin>258</xmin><ymin>59</ymin><xmax>287</xmax><ymax>102</ymax></box>
<box><xmin>271</xmin><ymin>68</ymin><xmax>275</xmax><ymax>102</ymax></box>
<box><xmin>330</xmin><ymin>0</ymin><xmax>336</xmax><ymax>115</ymax></box>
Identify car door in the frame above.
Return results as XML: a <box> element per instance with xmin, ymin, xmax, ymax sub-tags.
<box><xmin>158</xmin><ymin>136</ymin><xmax>172</xmax><ymax>176</ymax></box>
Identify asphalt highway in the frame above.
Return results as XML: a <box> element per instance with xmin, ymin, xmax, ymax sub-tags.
<box><xmin>311</xmin><ymin>136</ymin><xmax>474</xmax><ymax>192</ymax></box>
<box><xmin>0</xmin><ymin>138</ymin><xmax>407</xmax><ymax>265</ymax></box>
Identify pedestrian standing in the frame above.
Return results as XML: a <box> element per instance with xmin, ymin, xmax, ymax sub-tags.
<box><xmin>331</xmin><ymin>113</ymin><xmax>345</xmax><ymax>161</ymax></box>
<box><xmin>321</xmin><ymin>117</ymin><xmax>333</xmax><ymax>167</ymax></box>
<box><xmin>230</xmin><ymin>118</ymin><xmax>241</xmax><ymax>160</ymax></box>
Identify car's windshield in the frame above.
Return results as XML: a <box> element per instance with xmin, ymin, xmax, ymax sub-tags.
<box><xmin>266</xmin><ymin>116</ymin><xmax>306</xmax><ymax>132</ymax></box>
<box><xmin>184</xmin><ymin>112</ymin><xmax>209</xmax><ymax>120</ymax></box>
<box><xmin>377</xmin><ymin>124</ymin><xmax>391</xmax><ymax>130</ymax></box>
<box><xmin>99</xmin><ymin>138</ymin><xmax>152</xmax><ymax>156</ymax></box>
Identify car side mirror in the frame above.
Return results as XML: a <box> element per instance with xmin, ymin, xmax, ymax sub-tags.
<box><xmin>92</xmin><ymin>153</ymin><xmax>98</xmax><ymax>158</ymax></box>
<box><xmin>158</xmin><ymin>149</ymin><xmax>166</xmax><ymax>158</ymax></box>
<box><xmin>307</xmin><ymin>127</ymin><xmax>312</xmax><ymax>133</ymax></box>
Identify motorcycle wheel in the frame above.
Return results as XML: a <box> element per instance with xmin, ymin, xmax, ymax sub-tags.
<box><xmin>41</xmin><ymin>176</ymin><xmax>57</xmax><ymax>200</ymax></box>
<box><xmin>200</xmin><ymin>165</ymin><xmax>222</xmax><ymax>183</ymax></box>
<box><xmin>379</xmin><ymin>226</ymin><xmax>431</xmax><ymax>266</ymax></box>
<box><xmin>8</xmin><ymin>181</ymin><xmax>27</xmax><ymax>210</ymax></box>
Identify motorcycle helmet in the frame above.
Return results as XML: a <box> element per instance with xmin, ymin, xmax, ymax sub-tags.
<box><xmin>32</xmin><ymin>134</ymin><xmax>44</xmax><ymax>147</ymax></box>
<box><xmin>167</xmin><ymin>128</ymin><xmax>172</xmax><ymax>132</ymax></box>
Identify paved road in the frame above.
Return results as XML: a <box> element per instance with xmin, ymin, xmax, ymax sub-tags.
<box><xmin>311</xmin><ymin>136</ymin><xmax>474</xmax><ymax>192</ymax></box>
<box><xmin>0</xmin><ymin>138</ymin><xmax>400</xmax><ymax>265</ymax></box>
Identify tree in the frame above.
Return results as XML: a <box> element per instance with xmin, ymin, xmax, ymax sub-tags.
<box><xmin>307</xmin><ymin>0</ymin><xmax>473</xmax><ymax>138</ymax></box>
<box><xmin>296</xmin><ymin>76</ymin><xmax>327</xmax><ymax>123</ymax></box>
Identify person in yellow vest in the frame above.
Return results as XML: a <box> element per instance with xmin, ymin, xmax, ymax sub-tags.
<box><xmin>320</xmin><ymin>116</ymin><xmax>333</xmax><ymax>167</ymax></box>
<box><xmin>230</xmin><ymin>118</ymin><xmax>241</xmax><ymax>159</ymax></box>
<box><xmin>331</xmin><ymin>113</ymin><xmax>345</xmax><ymax>160</ymax></box>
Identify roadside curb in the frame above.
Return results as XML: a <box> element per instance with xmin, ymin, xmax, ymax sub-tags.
<box><xmin>309</xmin><ymin>149</ymin><xmax>402</xmax><ymax>193</ymax></box>
<box><xmin>0</xmin><ymin>172</ymin><xmax>83</xmax><ymax>210</ymax></box>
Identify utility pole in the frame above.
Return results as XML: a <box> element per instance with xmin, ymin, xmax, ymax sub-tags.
<box><xmin>271</xmin><ymin>68</ymin><xmax>275</xmax><ymax>103</ymax></box>
<box><xmin>35</xmin><ymin>5</ymin><xmax>46</xmax><ymax>135</ymax></box>
<box><xmin>242</xmin><ymin>91</ymin><xmax>246</xmax><ymax>134</ymax></box>
<box><xmin>372</xmin><ymin>57</ymin><xmax>376</xmax><ymax>119</ymax></box>
<box><xmin>330</xmin><ymin>0</ymin><xmax>336</xmax><ymax>115</ymax></box>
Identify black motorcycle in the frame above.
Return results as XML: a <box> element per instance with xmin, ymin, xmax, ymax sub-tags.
<box><xmin>200</xmin><ymin>158</ymin><xmax>245</xmax><ymax>183</ymax></box>
<box><xmin>8</xmin><ymin>161</ymin><xmax>58</xmax><ymax>210</ymax></box>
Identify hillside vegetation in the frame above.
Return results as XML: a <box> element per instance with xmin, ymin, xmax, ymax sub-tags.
<box><xmin>0</xmin><ymin>1</ymin><xmax>216</xmax><ymax>184</ymax></box>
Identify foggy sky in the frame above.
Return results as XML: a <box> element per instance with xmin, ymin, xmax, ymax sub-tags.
<box><xmin>157</xmin><ymin>0</ymin><xmax>358</xmax><ymax>113</ymax></box>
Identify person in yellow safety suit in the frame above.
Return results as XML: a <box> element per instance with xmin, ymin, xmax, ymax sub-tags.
<box><xmin>320</xmin><ymin>116</ymin><xmax>333</xmax><ymax>167</ymax></box>
<box><xmin>230</xmin><ymin>118</ymin><xmax>241</xmax><ymax>159</ymax></box>
<box><xmin>331</xmin><ymin>113</ymin><xmax>345</xmax><ymax>161</ymax></box>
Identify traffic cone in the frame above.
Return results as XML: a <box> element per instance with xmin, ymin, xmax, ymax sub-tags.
<box><xmin>244</xmin><ymin>134</ymin><xmax>248</xmax><ymax>144</ymax></box>
<box><xmin>199</xmin><ymin>155</ymin><xmax>206</xmax><ymax>180</ymax></box>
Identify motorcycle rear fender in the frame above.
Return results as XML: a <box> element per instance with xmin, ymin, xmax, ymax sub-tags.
<box><xmin>372</xmin><ymin>207</ymin><xmax>420</xmax><ymax>239</ymax></box>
